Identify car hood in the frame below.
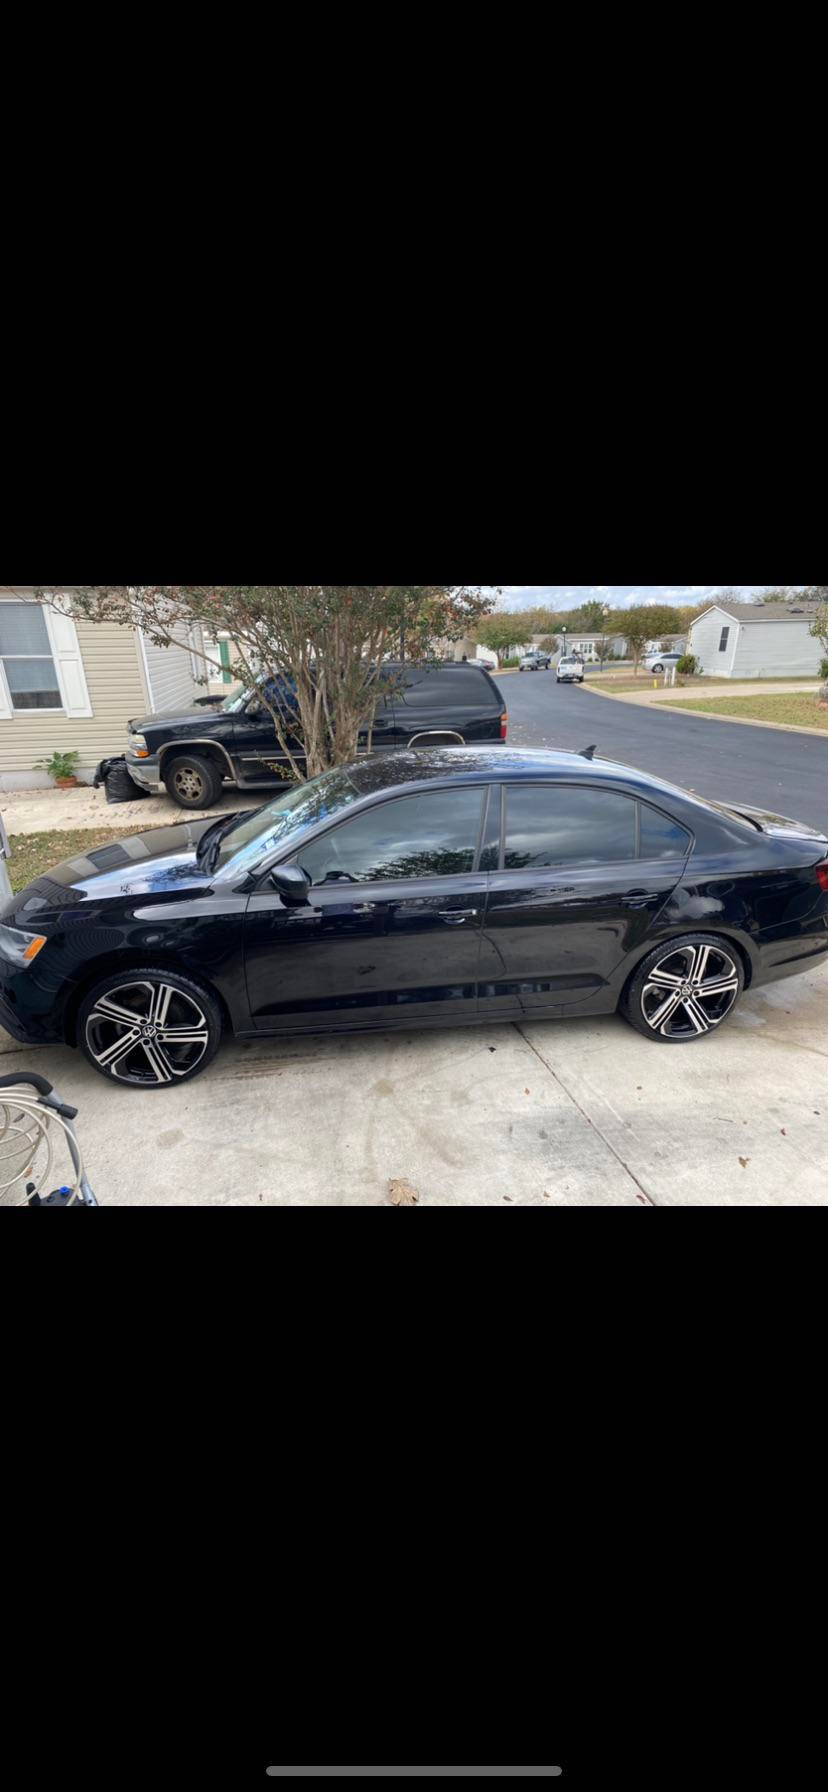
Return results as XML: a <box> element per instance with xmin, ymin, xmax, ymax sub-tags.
<box><xmin>129</xmin><ymin>708</ymin><xmax>226</xmax><ymax>733</ymax></box>
<box><xmin>2</xmin><ymin>818</ymin><xmax>221</xmax><ymax>924</ymax></box>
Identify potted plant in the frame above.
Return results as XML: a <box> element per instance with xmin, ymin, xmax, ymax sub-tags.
<box><xmin>36</xmin><ymin>750</ymin><xmax>81</xmax><ymax>789</ymax></box>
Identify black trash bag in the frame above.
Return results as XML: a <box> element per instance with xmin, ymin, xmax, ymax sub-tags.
<box><xmin>92</xmin><ymin>756</ymin><xmax>151</xmax><ymax>804</ymax></box>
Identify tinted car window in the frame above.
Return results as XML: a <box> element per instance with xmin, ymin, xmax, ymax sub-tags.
<box><xmin>504</xmin><ymin>785</ymin><xmax>637</xmax><ymax>869</ymax></box>
<box><xmin>214</xmin><ymin>766</ymin><xmax>362</xmax><ymax>876</ymax></box>
<box><xmin>296</xmin><ymin>787</ymin><xmax>486</xmax><ymax>886</ymax></box>
<box><xmin>639</xmin><ymin>804</ymin><xmax>691</xmax><ymax>859</ymax></box>
<box><xmin>394</xmin><ymin>666</ymin><xmax>490</xmax><ymax>708</ymax></box>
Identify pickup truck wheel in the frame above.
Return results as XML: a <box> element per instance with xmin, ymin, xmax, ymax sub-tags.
<box><xmin>163</xmin><ymin>753</ymin><xmax>224</xmax><ymax>810</ymax></box>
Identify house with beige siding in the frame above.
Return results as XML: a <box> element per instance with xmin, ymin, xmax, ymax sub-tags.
<box><xmin>0</xmin><ymin>587</ymin><xmax>207</xmax><ymax>789</ymax></box>
<box><xmin>688</xmin><ymin>601</ymin><xmax>822</xmax><ymax>679</ymax></box>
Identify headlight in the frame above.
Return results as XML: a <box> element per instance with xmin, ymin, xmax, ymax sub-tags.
<box><xmin>130</xmin><ymin>733</ymin><xmax>149</xmax><ymax>758</ymax></box>
<box><xmin>0</xmin><ymin>924</ymin><xmax>48</xmax><ymax>967</ymax></box>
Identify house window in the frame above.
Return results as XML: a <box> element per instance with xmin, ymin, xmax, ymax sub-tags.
<box><xmin>719</xmin><ymin>628</ymin><xmax>730</xmax><ymax>653</ymax></box>
<box><xmin>0</xmin><ymin>603</ymin><xmax>62</xmax><ymax>710</ymax></box>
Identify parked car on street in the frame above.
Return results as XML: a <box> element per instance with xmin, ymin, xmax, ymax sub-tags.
<box><xmin>643</xmin><ymin>651</ymin><xmax>683</xmax><ymax>675</ymax></box>
<box><xmin>3</xmin><ymin>747</ymin><xmax>827</xmax><ymax>1088</ymax></box>
<box><xmin>557</xmin><ymin>658</ymin><xmax>585</xmax><ymax>684</ymax></box>
<box><xmin>520</xmin><ymin>649</ymin><xmax>553</xmax><ymax>672</ymax></box>
<box><xmin>122</xmin><ymin>662</ymin><xmax>508</xmax><ymax>810</ymax></box>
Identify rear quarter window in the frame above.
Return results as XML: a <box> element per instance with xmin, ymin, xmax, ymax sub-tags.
<box><xmin>396</xmin><ymin>666</ymin><xmax>500</xmax><ymax>709</ymax></box>
<box><xmin>639</xmin><ymin>804</ymin><xmax>692</xmax><ymax>859</ymax></box>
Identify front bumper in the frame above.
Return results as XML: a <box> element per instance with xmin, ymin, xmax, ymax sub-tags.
<box><xmin>0</xmin><ymin>990</ymin><xmax>62</xmax><ymax>1047</ymax></box>
<box><xmin>125</xmin><ymin>752</ymin><xmax>162</xmax><ymax>794</ymax></box>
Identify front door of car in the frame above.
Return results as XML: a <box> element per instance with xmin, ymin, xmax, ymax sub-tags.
<box><xmin>479</xmin><ymin>783</ymin><xmax>691</xmax><ymax>1019</ymax></box>
<box><xmin>243</xmin><ymin>785</ymin><xmax>491</xmax><ymax>1031</ymax></box>
<box><xmin>231</xmin><ymin>679</ymin><xmax>302</xmax><ymax>784</ymax></box>
<box><xmin>233</xmin><ymin>677</ymin><xmax>399</xmax><ymax>782</ymax></box>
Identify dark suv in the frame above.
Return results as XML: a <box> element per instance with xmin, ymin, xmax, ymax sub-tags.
<box><xmin>125</xmin><ymin>661</ymin><xmax>509</xmax><ymax>809</ymax></box>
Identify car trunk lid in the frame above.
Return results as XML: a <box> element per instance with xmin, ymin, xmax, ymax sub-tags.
<box><xmin>716</xmin><ymin>799</ymin><xmax>828</xmax><ymax>849</ymax></box>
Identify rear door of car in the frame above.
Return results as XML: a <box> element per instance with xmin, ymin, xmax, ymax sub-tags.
<box><xmin>479</xmin><ymin>781</ymin><xmax>692</xmax><ymax>1020</ymax></box>
<box><xmin>389</xmin><ymin>665</ymin><xmax>505</xmax><ymax>747</ymax></box>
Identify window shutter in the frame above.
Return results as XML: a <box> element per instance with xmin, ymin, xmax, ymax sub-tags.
<box><xmin>44</xmin><ymin>608</ymin><xmax>93</xmax><ymax>717</ymax></box>
<box><xmin>0</xmin><ymin>663</ymin><xmax>11</xmax><ymax>719</ymax></box>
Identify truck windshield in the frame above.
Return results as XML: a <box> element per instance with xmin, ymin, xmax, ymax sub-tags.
<box><xmin>213</xmin><ymin>766</ymin><xmax>362</xmax><ymax>877</ymax></box>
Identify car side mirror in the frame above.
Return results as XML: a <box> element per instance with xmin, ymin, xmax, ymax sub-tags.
<box><xmin>268</xmin><ymin>865</ymin><xmax>311</xmax><ymax>904</ymax></box>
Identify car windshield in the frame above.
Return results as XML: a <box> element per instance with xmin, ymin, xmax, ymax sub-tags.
<box><xmin>212</xmin><ymin>766</ymin><xmax>363</xmax><ymax>877</ymax></box>
<box><xmin>220</xmin><ymin>687</ymin><xmax>251</xmax><ymax>713</ymax></box>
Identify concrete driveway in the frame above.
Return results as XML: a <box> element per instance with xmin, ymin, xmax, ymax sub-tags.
<box><xmin>1</xmin><ymin>782</ymin><xmax>260</xmax><ymax>836</ymax></box>
<box><xmin>2</xmin><ymin>959</ymin><xmax>826</xmax><ymax>1204</ymax></box>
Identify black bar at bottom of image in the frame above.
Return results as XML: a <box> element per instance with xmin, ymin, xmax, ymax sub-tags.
<box><xmin>266</xmin><ymin>1772</ymin><xmax>563</xmax><ymax>1780</ymax></box>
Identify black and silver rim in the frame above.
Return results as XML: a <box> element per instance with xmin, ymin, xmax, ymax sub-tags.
<box><xmin>85</xmin><ymin>980</ymin><xmax>210</xmax><ymax>1084</ymax></box>
<box><xmin>172</xmin><ymin>764</ymin><xmax>208</xmax><ymax>803</ymax></box>
<box><xmin>640</xmin><ymin>944</ymin><xmax>740</xmax><ymax>1039</ymax></box>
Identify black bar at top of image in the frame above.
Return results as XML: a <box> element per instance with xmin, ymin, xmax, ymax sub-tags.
<box><xmin>266</xmin><ymin>1772</ymin><xmax>563</xmax><ymax>1779</ymax></box>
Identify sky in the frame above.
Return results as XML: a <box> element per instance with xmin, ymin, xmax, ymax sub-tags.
<box><xmin>489</xmin><ymin>585</ymin><xmax>771</xmax><ymax>612</ymax></box>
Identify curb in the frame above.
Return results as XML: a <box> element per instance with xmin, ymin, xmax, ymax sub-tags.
<box><xmin>582</xmin><ymin>682</ymin><xmax>828</xmax><ymax>740</ymax></box>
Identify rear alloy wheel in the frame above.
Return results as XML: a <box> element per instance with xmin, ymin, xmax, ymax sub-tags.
<box><xmin>623</xmin><ymin>935</ymin><xmax>744</xmax><ymax>1044</ymax></box>
<box><xmin>79</xmin><ymin>970</ymin><xmax>222</xmax><ymax>1087</ymax></box>
<box><xmin>163</xmin><ymin>752</ymin><xmax>224</xmax><ymax>810</ymax></box>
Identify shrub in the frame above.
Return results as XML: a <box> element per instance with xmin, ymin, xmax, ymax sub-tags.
<box><xmin>819</xmin><ymin>657</ymin><xmax>828</xmax><ymax>681</ymax></box>
<box><xmin>35</xmin><ymin>750</ymin><xmax>80</xmax><ymax>782</ymax></box>
<box><xmin>676</xmin><ymin>654</ymin><xmax>699</xmax><ymax>677</ymax></box>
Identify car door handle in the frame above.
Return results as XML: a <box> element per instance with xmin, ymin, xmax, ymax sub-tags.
<box><xmin>438</xmin><ymin>909</ymin><xmax>479</xmax><ymax>925</ymax></box>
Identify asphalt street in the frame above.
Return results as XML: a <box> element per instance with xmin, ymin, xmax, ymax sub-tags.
<box><xmin>504</xmin><ymin>671</ymin><xmax>828</xmax><ymax>833</ymax></box>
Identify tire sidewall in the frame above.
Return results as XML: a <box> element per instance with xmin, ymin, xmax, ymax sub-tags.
<box><xmin>163</xmin><ymin>753</ymin><xmax>223</xmax><ymax>810</ymax></box>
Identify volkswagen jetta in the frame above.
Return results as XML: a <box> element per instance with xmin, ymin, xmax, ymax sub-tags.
<box><xmin>1</xmin><ymin>748</ymin><xmax>826</xmax><ymax>1088</ymax></box>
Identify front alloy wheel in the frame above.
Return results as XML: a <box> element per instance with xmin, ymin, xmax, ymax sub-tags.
<box><xmin>80</xmin><ymin>972</ymin><xmax>221</xmax><ymax>1086</ymax></box>
<box><xmin>632</xmin><ymin>940</ymin><xmax>742</xmax><ymax>1041</ymax></box>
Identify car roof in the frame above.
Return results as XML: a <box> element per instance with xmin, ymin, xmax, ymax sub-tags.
<box><xmin>343</xmin><ymin>746</ymin><xmax>687</xmax><ymax>804</ymax></box>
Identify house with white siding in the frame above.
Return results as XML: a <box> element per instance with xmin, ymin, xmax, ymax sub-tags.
<box><xmin>0</xmin><ymin>587</ymin><xmax>208</xmax><ymax>789</ymax></box>
<box><xmin>687</xmin><ymin>601</ymin><xmax>822</xmax><ymax>679</ymax></box>
<box><xmin>552</xmin><ymin>633</ymin><xmax>630</xmax><ymax>662</ymax></box>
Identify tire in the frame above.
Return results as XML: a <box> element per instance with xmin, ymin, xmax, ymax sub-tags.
<box><xmin>163</xmin><ymin>752</ymin><xmax>224</xmax><ymax>810</ymax></box>
<box><xmin>652</xmin><ymin>663</ymin><xmax>664</xmax><ymax>675</ymax></box>
<box><xmin>78</xmin><ymin>968</ymin><xmax>223</xmax><ymax>1088</ymax></box>
<box><xmin>621</xmin><ymin>934</ymin><xmax>744</xmax><ymax>1044</ymax></box>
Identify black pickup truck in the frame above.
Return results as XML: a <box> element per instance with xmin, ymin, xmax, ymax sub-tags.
<box><xmin>124</xmin><ymin>661</ymin><xmax>509</xmax><ymax>809</ymax></box>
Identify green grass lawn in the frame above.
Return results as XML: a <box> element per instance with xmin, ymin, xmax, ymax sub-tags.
<box><xmin>661</xmin><ymin>694</ymin><xmax>828</xmax><ymax>731</ymax></box>
<box><xmin>587</xmin><ymin>672</ymin><xmax>821</xmax><ymax>694</ymax></box>
<box><xmin>6</xmin><ymin>826</ymin><xmax>153</xmax><ymax>893</ymax></box>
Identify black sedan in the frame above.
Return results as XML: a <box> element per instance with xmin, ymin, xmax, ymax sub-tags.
<box><xmin>2</xmin><ymin>748</ymin><xmax>827</xmax><ymax>1088</ymax></box>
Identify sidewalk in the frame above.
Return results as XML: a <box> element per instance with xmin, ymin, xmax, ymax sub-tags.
<box><xmin>585</xmin><ymin>677</ymin><xmax>828</xmax><ymax>738</ymax></box>
<box><xmin>586</xmin><ymin>678</ymin><xmax>821</xmax><ymax>706</ymax></box>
